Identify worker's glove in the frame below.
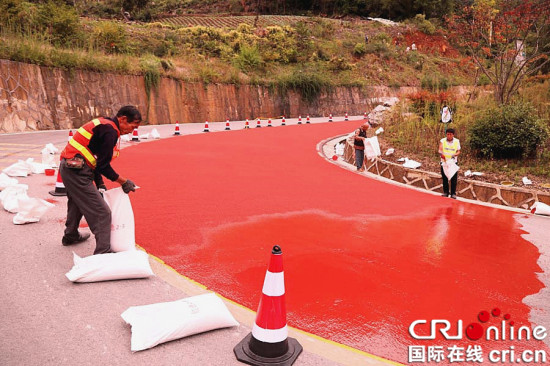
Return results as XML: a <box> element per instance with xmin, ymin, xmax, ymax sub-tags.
<box><xmin>121</xmin><ymin>179</ymin><xmax>136</xmax><ymax>194</ymax></box>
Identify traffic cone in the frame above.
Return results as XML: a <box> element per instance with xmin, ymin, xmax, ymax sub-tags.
<box><xmin>328</xmin><ymin>113</ymin><xmax>333</xmax><ymax>122</ymax></box>
<box><xmin>256</xmin><ymin>118</ymin><xmax>262</xmax><ymax>128</ymax></box>
<box><xmin>234</xmin><ymin>245</ymin><xmax>302</xmax><ymax>365</ymax></box>
<box><xmin>306</xmin><ymin>115</ymin><xmax>310</xmax><ymax>124</ymax></box>
<box><xmin>203</xmin><ymin>120</ymin><xmax>210</xmax><ymax>132</ymax></box>
<box><xmin>345</xmin><ymin>112</ymin><xmax>349</xmax><ymax>121</ymax></box>
<box><xmin>297</xmin><ymin>115</ymin><xmax>302</xmax><ymax>124</ymax></box>
<box><xmin>68</xmin><ymin>129</ymin><xmax>74</xmax><ymax>142</ymax></box>
<box><xmin>174</xmin><ymin>121</ymin><xmax>181</xmax><ymax>135</ymax></box>
<box><xmin>267</xmin><ymin>119</ymin><xmax>272</xmax><ymax>127</ymax></box>
<box><xmin>245</xmin><ymin>119</ymin><xmax>250</xmax><ymax>129</ymax></box>
<box><xmin>281</xmin><ymin>116</ymin><xmax>286</xmax><ymax>126</ymax></box>
<box><xmin>364</xmin><ymin>112</ymin><xmax>367</xmax><ymax>119</ymax></box>
<box><xmin>225</xmin><ymin>119</ymin><xmax>231</xmax><ymax>131</ymax></box>
<box><xmin>49</xmin><ymin>168</ymin><xmax>67</xmax><ymax>197</ymax></box>
<box><xmin>131</xmin><ymin>128</ymin><xmax>139</xmax><ymax>141</ymax></box>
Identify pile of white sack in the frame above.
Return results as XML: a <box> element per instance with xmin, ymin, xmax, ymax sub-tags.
<box><xmin>0</xmin><ymin>173</ymin><xmax>54</xmax><ymax>224</ymax></box>
<box><xmin>63</xmin><ymin>186</ymin><xmax>238</xmax><ymax>352</ymax></box>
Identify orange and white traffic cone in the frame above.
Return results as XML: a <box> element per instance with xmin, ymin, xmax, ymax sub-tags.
<box><xmin>203</xmin><ymin>120</ymin><xmax>210</xmax><ymax>132</ymax></box>
<box><xmin>256</xmin><ymin>118</ymin><xmax>262</xmax><ymax>128</ymax></box>
<box><xmin>244</xmin><ymin>119</ymin><xmax>250</xmax><ymax>129</ymax></box>
<box><xmin>267</xmin><ymin>119</ymin><xmax>272</xmax><ymax>127</ymax></box>
<box><xmin>49</xmin><ymin>168</ymin><xmax>67</xmax><ymax>197</ymax></box>
<box><xmin>131</xmin><ymin>128</ymin><xmax>139</xmax><ymax>141</ymax></box>
<box><xmin>234</xmin><ymin>245</ymin><xmax>302</xmax><ymax>366</ymax></box>
<box><xmin>174</xmin><ymin>121</ymin><xmax>181</xmax><ymax>135</ymax></box>
<box><xmin>225</xmin><ymin>119</ymin><xmax>231</xmax><ymax>131</ymax></box>
<box><xmin>281</xmin><ymin>116</ymin><xmax>286</xmax><ymax>126</ymax></box>
<box><xmin>297</xmin><ymin>115</ymin><xmax>302</xmax><ymax>124</ymax></box>
<box><xmin>68</xmin><ymin>130</ymin><xmax>74</xmax><ymax>142</ymax></box>
<box><xmin>364</xmin><ymin>112</ymin><xmax>367</xmax><ymax>119</ymax></box>
<box><xmin>306</xmin><ymin>115</ymin><xmax>310</xmax><ymax>124</ymax></box>
<box><xmin>328</xmin><ymin>113</ymin><xmax>333</xmax><ymax>122</ymax></box>
<box><xmin>345</xmin><ymin>112</ymin><xmax>349</xmax><ymax>121</ymax></box>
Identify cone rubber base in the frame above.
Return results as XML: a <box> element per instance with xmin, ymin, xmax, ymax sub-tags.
<box><xmin>174</xmin><ymin>132</ymin><xmax>181</xmax><ymax>135</ymax></box>
<box><xmin>49</xmin><ymin>189</ymin><xmax>67</xmax><ymax>197</ymax></box>
<box><xmin>203</xmin><ymin>130</ymin><xmax>210</xmax><ymax>132</ymax></box>
<box><xmin>234</xmin><ymin>333</ymin><xmax>302</xmax><ymax>366</ymax></box>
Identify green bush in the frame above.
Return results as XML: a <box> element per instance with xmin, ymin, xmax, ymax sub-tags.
<box><xmin>276</xmin><ymin>71</ymin><xmax>332</xmax><ymax>103</ymax></box>
<box><xmin>468</xmin><ymin>103</ymin><xmax>549</xmax><ymax>159</ymax></box>
<box><xmin>353</xmin><ymin>42</ymin><xmax>366</xmax><ymax>57</ymax></box>
<box><xmin>411</xmin><ymin>14</ymin><xmax>436</xmax><ymax>35</ymax></box>
<box><xmin>233</xmin><ymin>45</ymin><xmax>262</xmax><ymax>71</ymax></box>
<box><xmin>90</xmin><ymin>21</ymin><xmax>127</xmax><ymax>54</ymax></box>
<box><xmin>36</xmin><ymin>1</ymin><xmax>82</xmax><ymax>47</ymax></box>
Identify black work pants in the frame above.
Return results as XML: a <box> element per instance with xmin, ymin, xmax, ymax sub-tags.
<box><xmin>440</xmin><ymin>165</ymin><xmax>458</xmax><ymax>195</ymax></box>
<box><xmin>60</xmin><ymin>159</ymin><xmax>112</xmax><ymax>254</ymax></box>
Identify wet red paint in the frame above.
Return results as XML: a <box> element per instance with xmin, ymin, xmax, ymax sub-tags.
<box><xmin>44</xmin><ymin>198</ymin><xmax>57</xmax><ymax>204</ymax></box>
<box><xmin>112</xmin><ymin>121</ymin><xmax>547</xmax><ymax>363</ymax></box>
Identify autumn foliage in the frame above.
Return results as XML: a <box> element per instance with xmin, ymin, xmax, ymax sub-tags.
<box><xmin>447</xmin><ymin>0</ymin><xmax>550</xmax><ymax>104</ymax></box>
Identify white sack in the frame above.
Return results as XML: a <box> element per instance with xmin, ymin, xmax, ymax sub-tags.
<box><xmin>41</xmin><ymin>143</ymin><xmax>59</xmax><ymax>168</ymax></box>
<box><xmin>0</xmin><ymin>173</ymin><xmax>18</xmax><ymax>190</ymax></box>
<box><xmin>364</xmin><ymin>136</ymin><xmax>381</xmax><ymax>161</ymax></box>
<box><xmin>442</xmin><ymin>160</ymin><xmax>459</xmax><ymax>178</ymax></box>
<box><xmin>531</xmin><ymin>202</ymin><xmax>550</xmax><ymax>216</ymax></box>
<box><xmin>121</xmin><ymin>292</ymin><xmax>239</xmax><ymax>352</ymax></box>
<box><xmin>2</xmin><ymin>160</ymin><xmax>31</xmax><ymax>177</ymax></box>
<box><xmin>385</xmin><ymin>148</ymin><xmax>395</xmax><ymax>156</ymax></box>
<box><xmin>65</xmin><ymin>250</ymin><xmax>153</xmax><ymax>283</ymax></box>
<box><xmin>522</xmin><ymin>176</ymin><xmax>532</xmax><ymax>185</ymax></box>
<box><xmin>335</xmin><ymin>143</ymin><xmax>345</xmax><ymax>156</ymax></box>
<box><xmin>103</xmin><ymin>187</ymin><xmax>136</xmax><ymax>252</ymax></box>
<box><xmin>0</xmin><ymin>184</ymin><xmax>29</xmax><ymax>213</ymax></box>
<box><xmin>26</xmin><ymin>158</ymin><xmax>50</xmax><ymax>174</ymax></box>
<box><xmin>13</xmin><ymin>197</ymin><xmax>54</xmax><ymax>224</ymax></box>
<box><xmin>375</xmin><ymin>127</ymin><xmax>384</xmax><ymax>135</ymax></box>
<box><xmin>403</xmin><ymin>158</ymin><xmax>422</xmax><ymax>169</ymax></box>
<box><xmin>150</xmin><ymin>128</ymin><xmax>161</xmax><ymax>139</ymax></box>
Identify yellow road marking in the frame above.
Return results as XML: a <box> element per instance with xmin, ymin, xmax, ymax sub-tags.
<box><xmin>139</xmin><ymin>245</ymin><xmax>403</xmax><ymax>366</ymax></box>
<box><xmin>0</xmin><ymin>143</ymin><xmax>42</xmax><ymax>147</ymax></box>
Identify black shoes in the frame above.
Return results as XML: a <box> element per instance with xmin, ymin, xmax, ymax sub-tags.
<box><xmin>441</xmin><ymin>193</ymin><xmax>449</xmax><ymax>197</ymax></box>
<box><xmin>62</xmin><ymin>232</ymin><xmax>91</xmax><ymax>246</ymax></box>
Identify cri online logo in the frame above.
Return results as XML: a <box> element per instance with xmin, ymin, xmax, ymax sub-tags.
<box><xmin>409</xmin><ymin>308</ymin><xmax>548</xmax><ymax>341</ymax></box>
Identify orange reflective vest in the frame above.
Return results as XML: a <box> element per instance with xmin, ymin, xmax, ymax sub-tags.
<box><xmin>61</xmin><ymin>118</ymin><xmax>120</xmax><ymax>168</ymax></box>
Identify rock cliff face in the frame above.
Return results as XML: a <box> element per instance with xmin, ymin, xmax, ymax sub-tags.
<box><xmin>1</xmin><ymin>59</ymin><xmax>420</xmax><ymax>132</ymax></box>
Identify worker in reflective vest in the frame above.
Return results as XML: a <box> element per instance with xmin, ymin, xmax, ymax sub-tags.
<box><xmin>438</xmin><ymin>128</ymin><xmax>461</xmax><ymax>199</ymax></box>
<box><xmin>59</xmin><ymin>105</ymin><xmax>141</xmax><ymax>254</ymax></box>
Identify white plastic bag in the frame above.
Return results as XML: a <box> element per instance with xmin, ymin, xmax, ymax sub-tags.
<box><xmin>0</xmin><ymin>184</ymin><xmax>29</xmax><ymax>212</ymax></box>
<box><xmin>442</xmin><ymin>160</ymin><xmax>459</xmax><ymax>178</ymax></box>
<box><xmin>13</xmin><ymin>197</ymin><xmax>54</xmax><ymax>224</ymax></box>
<box><xmin>531</xmin><ymin>202</ymin><xmax>550</xmax><ymax>216</ymax></box>
<box><xmin>65</xmin><ymin>250</ymin><xmax>154</xmax><ymax>283</ymax></box>
<box><xmin>41</xmin><ymin>143</ymin><xmax>59</xmax><ymax>168</ymax></box>
<box><xmin>26</xmin><ymin>158</ymin><xmax>50</xmax><ymax>174</ymax></box>
<box><xmin>0</xmin><ymin>173</ymin><xmax>18</xmax><ymax>190</ymax></box>
<box><xmin>364</xmin><ymin>136</ymin><xmax>381</xmax><ymax>161</ymax></box>
<box><xmin>2</xmin><ymin>160</ymin><xmax>31</xmax><ymax>177</ymax></box>
<box><xmin>403</xmin><ymin>158</ymin><xmax>422</xmax><ymax>169</ymax></box>
<box><xmin>121</xmin><ymin>292</ymin><xmax>239</xmax><ymax>352</ymax></box>
<box><xmin>150</xmin><ymin>128</ymin><xmax>161</xmax><ymax>139</ymax></box>
<box><xmin>103</xmin><ymin>187</ymin><xmax>136</xmax><ymax>252</ymax></box>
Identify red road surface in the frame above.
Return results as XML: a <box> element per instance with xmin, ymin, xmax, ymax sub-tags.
<box><xmin>113</xmin><ymin>121</ymin><xmax>547</xmax><ymax>363</ymax></box>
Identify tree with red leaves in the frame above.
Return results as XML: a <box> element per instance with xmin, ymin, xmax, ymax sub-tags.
<box><xmin>448</xmin><ymin>0</ymin><xmax>550</xmax><ymax>104</ymax></box>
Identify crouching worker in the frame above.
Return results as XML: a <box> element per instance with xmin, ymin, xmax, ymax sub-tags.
<box><xmin>438</xmin><ymin>128</ymin><xmax>461</xmax><ymax>199</ymax></box>
<box><xmin>59</xmin><ymin>106</ymin><xmax>141</xmax><ymax>254</ymax></box>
